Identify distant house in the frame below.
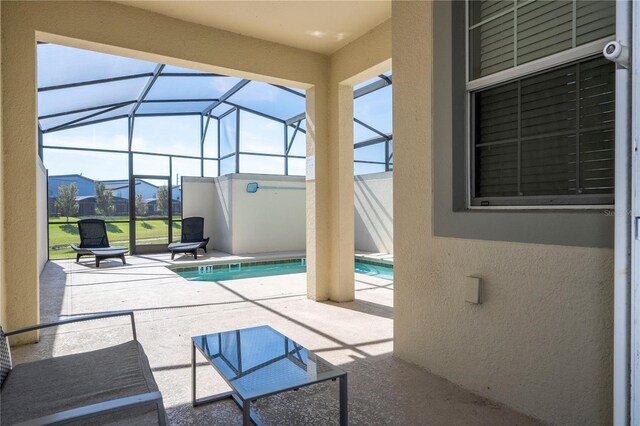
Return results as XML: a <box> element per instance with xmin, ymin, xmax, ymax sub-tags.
<box><xmin>103</xmin><ymin>179</ymin><xmax>158</xmax><ymax>200</ymax></box>
<box><xmin>145</xmin><ymin>198</ymin><xmax>181</xmax><ymax>217</ymax></box>
<box><xmin>74</xmin><ymin>196</ymin><xmax>128</xmax><ymax>217</ymax></box>
<box><xmin>49</xmin><ymin>194</ymin><xmax>128</xmax><ymax>218</ymax></box>
<box><xmin>48</xmin><ymin>174</ymin><xmax>95</xmax><ymax>198</ymax></box>
<box><xmin>47</xmin><ymin>175</ymin><xmax>180</xmax><ymax>218</ymax></box>
<box><xmin>48</xmin><ymin>174</ymin><xmax>130</xmax><ymax>218</ymax></box>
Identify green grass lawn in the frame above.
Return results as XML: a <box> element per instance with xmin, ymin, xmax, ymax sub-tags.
<box><xmin>48</xmin><ymin>217</ymin><xmax>181</xmax><ymax>259</ymax></box>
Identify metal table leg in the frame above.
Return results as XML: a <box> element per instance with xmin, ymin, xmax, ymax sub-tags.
<box><xmin>191</xmin><ymin>341</ymin><xmax>196</xmax><ymax>406</ymax></box>
<box><xmin>191</xmin><ymin>341</ymin><xmax>264</xmax><ymax>425</ymax></box>
<box><xmin>339</xmin><ymin>374</ymin><xmax>348</xmax><ymax>426</ymax></box>
<box><xmin>243</xmin><ymin>399</ymin><xmax>252</xmax><ymax>426</ymax></box>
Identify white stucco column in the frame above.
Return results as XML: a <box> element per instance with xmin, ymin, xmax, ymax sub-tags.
<box><xmin>305</xmin><ymin>82</ymin><xmax>354</xmax><ymax>303</ymax></box>
<box><xmin>305</xmin><ymin>86</ymin><xmax>331</xmax><ymax>301</ymax></box>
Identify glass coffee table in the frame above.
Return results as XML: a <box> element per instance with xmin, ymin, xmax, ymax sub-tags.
<box><xmin>191</xmin><ymin>325</ymin><xmax>348</xmax><ymax>425</ymax></box>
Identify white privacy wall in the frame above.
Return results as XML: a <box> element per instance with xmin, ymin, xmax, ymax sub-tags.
<box><xmin>230</xmin><ymin>174</ymin><xmax>306</xmax><ymax>254</ymax></box>
<box><xmin>181</xmin><ymin>177</ymin><xmax>219</xmax><ymax>251</ymax></box>
<box><xmin>354</xmin><ymin>172</ymin><xmax>393</xmax><ymax>253</ymax></box>
<box><xmin>182</xmin><ymin>174</ymin><xmax>306</xmax><ymax>254</ymax></box>
<box><xmin>183</xmin><ymin>173</ymin><xmax>394</xmax><ymax>255</ymax></box>
<box><xmin>36</xmin><ymin>158</ymin><xmax>48</xmax><ymax>274</ymax></box>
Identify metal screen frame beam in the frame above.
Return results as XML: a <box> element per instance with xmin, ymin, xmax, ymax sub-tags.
<box><xmin>130</xmin><ymin>64</ymin><xmax>165</xmax><ymax>118</ymax></box>
<box><xmin>38</xmin><ymin>72</ymin><xmax>153</xmax><ymax>92</ymax></box>
<box><xmin>353</xmin><ymin>75</ymin><xmax>393</xmax><ymax>99</ymax></box>
<box><xmin>39</xmin><ymin>101</ymin><xmax>136</xmax><ymax>120</ymax></box>
<box><xmin>46</xmin><ymin>103</ymin><xmax>131</xmax><ymax>133</ymax></box>
<box><xmin>202</xmin><ymin>79</ymin><xmax>250</xmax><ymax>115</ymax></box>
<box><xmin>285</xmin><ymin>113</ymin><xmax>305</xmax><ymax>126</ymax></box>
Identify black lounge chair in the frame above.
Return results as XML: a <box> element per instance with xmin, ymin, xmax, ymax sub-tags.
<box><xmin>168</xmin><ymin>217</ymin><xmax>210</xmax><ymax>260</ymax></box>
<box><xmin>71</xmin><ymin>219</ymin><xmax>128</xmax><ymax>267</ymax></box>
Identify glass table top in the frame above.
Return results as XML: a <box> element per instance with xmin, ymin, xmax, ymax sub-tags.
<box><xmin>192</xmin><ymin>325</ymin><xmax>345</xmax><ymax>400</ymax></box>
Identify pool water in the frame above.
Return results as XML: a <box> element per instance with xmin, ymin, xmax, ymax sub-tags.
<box><xmin>354</xmin><ymin>262</ymin><xmax>394</xmax><ymax>280</ymax></box>
<box><xmin>176</xmin><ymin>261</ymin><xmax>393</xmax><ymax>282</ymax></box>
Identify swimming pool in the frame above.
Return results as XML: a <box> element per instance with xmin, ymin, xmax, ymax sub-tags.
<box><xmin>174</xmin><ymin>259</ymin><xmax>393</xmax><ymax>282</ymax></box>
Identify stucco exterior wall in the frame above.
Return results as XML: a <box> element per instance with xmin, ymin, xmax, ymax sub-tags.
<box><xmin>392</xmin><ymin>2</ymin><xmax>613</xmax><ymax>425</ymax></box>
<box><xmin>354</xmin><ymin>171</ymin><xmax>393</xmax><ymax>254</ymax></box>
<box><xmin>325</xmin><ymin>19</ymin><xmax>392</xmax><ymax>301</ymax></box>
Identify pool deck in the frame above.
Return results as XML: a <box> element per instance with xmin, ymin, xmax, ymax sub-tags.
<box><xmin>12</xmin><ymin>252</ymin><xmax>541</xmax><ymax>425</ymax></box>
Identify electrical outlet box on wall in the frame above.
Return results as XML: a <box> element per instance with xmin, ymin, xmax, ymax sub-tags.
<box><xmin>465</xmin><ymin>276</ymin><xmax>482</xmax><ymax>304</ymax></box>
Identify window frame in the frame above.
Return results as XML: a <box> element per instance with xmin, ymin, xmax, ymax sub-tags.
<box><xmin>465</xmin><ymin>0</ymin><xmax>616</xmax><ymax>208</ymax></box>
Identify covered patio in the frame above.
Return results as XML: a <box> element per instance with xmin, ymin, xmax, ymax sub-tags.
<box><xmin>13</xmin><ymin>254</ymin><xmax>539</xmax><ymax>425</ymax></box>
<box><xmin>0</xmin><ymin>1</ymin><xmax>624</xmax><ymax>424</ymax></box>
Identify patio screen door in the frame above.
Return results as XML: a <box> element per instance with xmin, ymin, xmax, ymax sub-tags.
<box><xmin>130</xmin><ymin>175</ymin><xmax>173</xmax><ymax>254</ymax></box>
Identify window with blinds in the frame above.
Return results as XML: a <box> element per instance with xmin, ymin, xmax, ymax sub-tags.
<box><xmin>467</xmin><ymin>0</ymin><xmax>615</xmax><ymax>206</ymax></box>
<box><xmin>469</xmin><ymin>0</ymin><xmax>616</xmax><ymax>80</ymax></box>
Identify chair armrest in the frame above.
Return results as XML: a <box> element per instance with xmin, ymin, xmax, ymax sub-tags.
<box><xmin>5</xmin><ymin>311</ymin><xmax>137</xmax><ymax>341</ymax></box>
<box><xmin>13</xmin><ymin>391</ymin><xmax>166</xmax><ymax>426</ymax></box>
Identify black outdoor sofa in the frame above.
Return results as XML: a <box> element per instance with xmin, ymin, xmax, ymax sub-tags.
<box><xmin>71</xmin><ymin>218</ymin><xmax>128</xmax><ymax>267</ymax></box>
<box><xmin>168</xmin><ymin>216</ymin><xmax>210</xmax><ymax>260</ymax></box>
<box><xmin>0</xmin><ymin>311</ymin><xmax>167</xmax><ymax>425</ymax></box>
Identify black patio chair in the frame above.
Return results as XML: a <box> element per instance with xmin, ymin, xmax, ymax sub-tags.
<box><xmin>71</xmin><ymin>219</ymin><xmax>128</xmax><ymax>266</ymax></box>
<box><xmin>168</xmin><ymin>217</ymin><xmax>210</xmax><ymax>260</ymax></box>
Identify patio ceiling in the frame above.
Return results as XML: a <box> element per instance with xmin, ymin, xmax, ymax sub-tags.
<box><xmin>114</xmin><ymin>1</ymin><xmax>391</xmax><ymax>55</ymax></box>
<box><xmin>37</xmin><ymin>43</ymin><xmax>392</xmax><ymax>146</ymax></box>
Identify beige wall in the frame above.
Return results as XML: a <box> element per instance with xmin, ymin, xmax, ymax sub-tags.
<box><xmin>393</xmin><ymin>2</ymin><xmax>613</xmax><ymax>425</ymax></box>
<box><xmin>325</xmin><ymin>20</ymin><xmax>392</xmax><ymax>301</ymax></box>
<box><xmin>354</xmin><ymin>171</ymin><xmax>393</xmax><ymax>254</ymax></box>
<box><xmin>36</xmin><ymin>158</ymin><xmax>47</xmax><ymax>275</ymax></box>
<box><xmin>2</xmin><ymin>1</ymin><xmax>41</xmax><ymax>341</ymax></box>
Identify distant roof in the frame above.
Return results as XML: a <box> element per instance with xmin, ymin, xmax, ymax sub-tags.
<box><xmin>103</xmin><ymin>179</ymin><xmax>158</xmax><ymax>188</ymax></box>
<box><xmin>75</xmin><ymin>195</ymin><xmax>127</xmax><ymax>201</ymax></box>
<box><xmin>49</xmin><ymin>174</ymin><xmax>94</xmax><ymax>182</ymax></box>
<box><xmin>51</xmin><ymin>177</ymin><xmax>160</xmax><ymax>190</ymax></box>
<box><xmin>103</xmin><ymin>183</ymin><xmax>128</xmax><ymax>191</ymax></box>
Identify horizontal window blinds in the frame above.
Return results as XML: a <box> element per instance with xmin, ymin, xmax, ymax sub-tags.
<box><xmin>473</xmin><ymin>56</ymin><xmax>614</xmax><ymax>202</ymax></box>
<box><xmin>469</xmin><ymin>0</ymin><xmax>615</xmax><ymax>80</ymax></box>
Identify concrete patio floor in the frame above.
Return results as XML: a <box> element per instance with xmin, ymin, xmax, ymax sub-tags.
<box><xmin>12</xmin><ymin>253</ymin><xmax>542</xmax><ymax>425</ymax></box>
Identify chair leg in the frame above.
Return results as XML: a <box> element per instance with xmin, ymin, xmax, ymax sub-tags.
<box><xmin>95</xmin><ymin>257</ymin><xmax>100</xmax><ymax>268</ymax></box>
<box><xmin>120</xmin><ymin>254</ymin><xmax>126</xmax><ymax>264</ymax></box>
<box><xmin>194</xmin><ymin>250</ymin><xmax>198</xmax><ymax>260</ymax></box>
<box><xmin>203</xmin><ymin>246</ymin><xmax>207</xmax><ymax>253</ymax></box>
<box><xmin>76</xmin><ymin>253</ymin><xmax>81</xmax><ymax>263</ymax></box>
<box><xmin>171</xmin><ymin>252</ymin><xmax>176</xmax><ymax>260</ymax></box>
